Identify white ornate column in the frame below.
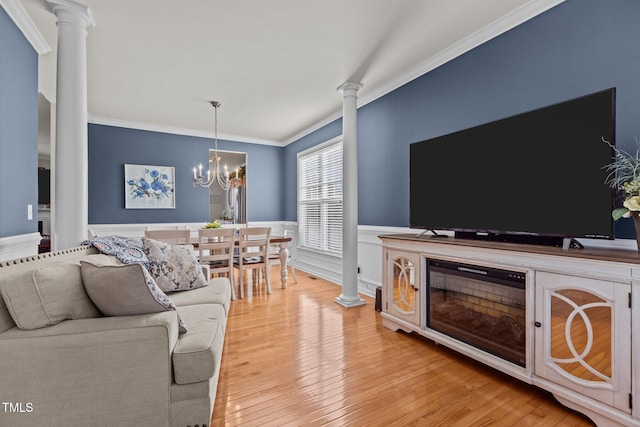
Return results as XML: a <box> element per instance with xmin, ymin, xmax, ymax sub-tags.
<box><xmin>335</xmin><ymin>81</ymin><xmax>366</xmax><ymax>308</ymax></box>
<box><xmin>47</xmin><ymin>0</ymin><xmax>94</xmax><ymax>249</ymax></box>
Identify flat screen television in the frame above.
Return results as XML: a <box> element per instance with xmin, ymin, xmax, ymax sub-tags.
<box><xmin>410</xmin><ymin>88</ymin><xmax>616</xmax><ymax>245</ymax></box>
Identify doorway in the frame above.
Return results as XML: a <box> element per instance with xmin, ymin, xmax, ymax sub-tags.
<box><xmin>209</xmin><ymin>150</ymin><xmax>247</xmax><ymax>224</ymax></box>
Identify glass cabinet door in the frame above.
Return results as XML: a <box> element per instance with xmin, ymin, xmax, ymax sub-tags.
<box><xmin>385</xmin><ymin>249</ymin><xmax>420</xmax><ymax>326</ymax></box>
<box><xmin>534</xmin><ymin>272</ymin><xmax>631</xmax><ymax>412</ymax></box>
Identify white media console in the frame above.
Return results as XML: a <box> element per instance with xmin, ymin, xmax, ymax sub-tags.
<box><xmin>379</xmin><ymin>233</ymin><xmax>640</xmax><ymax>426</ymax></box>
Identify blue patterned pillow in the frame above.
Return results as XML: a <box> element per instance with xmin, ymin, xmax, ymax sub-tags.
<box><xmin>85</xmin><ymin>235</ymin><xmax>149</xmax><ymax>268</ymax></box>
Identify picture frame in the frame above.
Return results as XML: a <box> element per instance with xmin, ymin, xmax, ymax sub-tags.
<box><xmin>124</xmin><ymin>164</ymin><xmax>175</xmax><ymax>209</ymax></box>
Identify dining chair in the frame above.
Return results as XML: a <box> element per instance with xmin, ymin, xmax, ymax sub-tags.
<box><xmin>265</xmin><ymin>223</ymin><xmax>298</xmax><ymax>284</ymax></box>
<box><xmin>198</xmin><ymin>227</ymin><xmax>237</xmax><ymax>300</ymax></box>
<box><xmin>145</xmin><ymin>225</ymin><xmax>187</xmax><ymax>231</ymax></box>
<box><xmin>233</xmin><ymin>227</ymin><xmax>271</xmax><ymax>298</ymax></box>
<box><xmin>144</xmin><ymin>229</ymin><xmax>191</xmax><ymax>245</ymax></box>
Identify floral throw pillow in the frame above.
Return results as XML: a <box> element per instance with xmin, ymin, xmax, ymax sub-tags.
<box><xmin>142</xmin><ymin>237</ymin><xmax>208</xmax><ymax>292</ymax></box>
<box><xmin>84</xmin><ymin>235</ymin><xmax>149</xmax><ymax>268</ymax></box>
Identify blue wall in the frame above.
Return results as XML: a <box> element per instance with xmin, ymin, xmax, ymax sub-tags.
<box><xmin>282</xmin><ymin>118</ymin><xmax>342</xmax><ymax>221</ymax></box>
<box><xmin>284</xmin><ymin>0</ymin><xmax>640</xmax><ymax>238</ymax></box>
<box><xmin>88</xmin><ymin>124</ymin><xmax>284</xmax><ymax>223</ymax></box>
<box><xmin>0</xmin><ymin>7</ymin><xmax>39</xmax><ymax>237</ymax></box>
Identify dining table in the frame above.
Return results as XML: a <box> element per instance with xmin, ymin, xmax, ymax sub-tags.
<box><xmin>193</xmin><ymin>234</ymin><xmax>293</xmax><ymax>289</ymax></box>
<box><xmin>262</xmin><ymin>235</ymin><xmax>293</xmax><ymax>289</ymax></box>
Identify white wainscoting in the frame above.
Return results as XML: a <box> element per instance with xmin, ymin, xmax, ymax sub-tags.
<box><xmin>0</xmin><ymin>232</ymin><xmax>43</xmax><ymax>262</ymax></box>
<box><xmin>9</xmin><ymin>219</ymin><xmax>634</xmax><ymax>299</ymax></box>
<box><xmin>88</xmin><ymin>222</ymin><xmax>413</xmax><ymax>298</ymax></box>
<box><xmin>87</xmin><ymin>223</ymin><xmax>638</xmax><ymax>299</ymax></box>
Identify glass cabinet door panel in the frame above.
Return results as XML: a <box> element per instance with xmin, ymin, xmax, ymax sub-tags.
<box><xmin>535</xmin><ymin>271</ymin><xmax>631</xmax><ymax>412</ymax></box>
<box><xmin>549</xmin><ymin>289</ymin><xmax>611</xmax><ymax>383</ymax></box>
<box><xmin>384</xmin><ymin>249</ymin><xmax>421</xmax><ymax>327</ymax></box>
<box><xmin>392</xmin><ymin>257</ymin><xmax>416</xmax><ymax>314</ymax></box>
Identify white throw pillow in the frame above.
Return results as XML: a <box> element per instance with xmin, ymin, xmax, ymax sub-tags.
<box><xmin>142</xmin><ymin>237</ymin><xmax>208</xmax><ymax>292</ymax></box>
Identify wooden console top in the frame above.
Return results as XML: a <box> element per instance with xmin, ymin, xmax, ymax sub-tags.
<box><xmin>379</xmin><ymin>233</ymin><xmax>640</xmax><ymax>265</ymax></box>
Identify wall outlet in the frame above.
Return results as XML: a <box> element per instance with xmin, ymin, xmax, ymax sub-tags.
<box><xmin>27</xmin><ymin>204</ymin><xmax>33</xmax><ymax>220</ymax></box>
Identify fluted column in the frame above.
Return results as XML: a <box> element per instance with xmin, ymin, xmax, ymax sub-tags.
<box><xmin>47</xmin><ymin>0</ymin><xmax>94</xmax><ymax>249</ymax></box>
<box><xmin>335</xmin><ymin>81</ymin><xmax>365</xmax><ymax>308</ymax></box>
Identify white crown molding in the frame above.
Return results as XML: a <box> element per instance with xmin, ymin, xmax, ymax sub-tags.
<box><xmin>89</xmin><ymin>0</ymin><xmax>564</xmax><ymax>149</ymax></box>
<box><xmin>0</xmin><ymin>0</ymin><xmax>50</xmax><ymax>54</ymax></box>
<box><xmin>283</xmin><ymin>0</ymin><xmax>566</xmax><ymax>146</ymax></box>
<box><xmin>283</xmin><ymin>110</ymin><xmax>344</xmax><ymax>146</ymax></box>
<box><xmin>88</xmin><ymin>115</ymin><xmax>285</xmax><ymax>147</ymax></box>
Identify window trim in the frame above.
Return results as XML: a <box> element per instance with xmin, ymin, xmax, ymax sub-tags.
<box><xmin>297</xmin><ymin>135</ymin><xmax>343</xmax><ymax>257</ymax></box>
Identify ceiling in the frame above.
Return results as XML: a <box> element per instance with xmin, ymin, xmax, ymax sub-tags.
<box><xmin>21</xmin><ymin>0</ymin><xmax>563</xmax><ymax>146</ymax></box>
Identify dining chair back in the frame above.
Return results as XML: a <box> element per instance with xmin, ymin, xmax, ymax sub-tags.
<box><xmin>145</xmin><ymin>225</ymin><xmax>187</xmax><ymax>231</ymax></box>
<box><xmin>144</xmin><ymin>229</ymin><xmax>191</xmax><ymax>245</ymax></box>
<box><xmin>198</xmin><ymin>227</ymin><xmax>237</xmax><ymax>300</ymax></box>
<box><xmin>233</xmin><ymin>227</ymin><xmax>271</xmax><ymax>298</ymax></box>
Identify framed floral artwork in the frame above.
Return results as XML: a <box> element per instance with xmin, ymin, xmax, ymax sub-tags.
<box><xmin>124</xmin><ymin>164</ymin><xmax>175</xmax><ymax>209</ymax></box>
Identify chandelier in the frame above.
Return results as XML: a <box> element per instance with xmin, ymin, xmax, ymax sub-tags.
<box><xmin>193</xmin><ymin>101</ymin><xmax>231</xmax><ymax>190</ymax></box>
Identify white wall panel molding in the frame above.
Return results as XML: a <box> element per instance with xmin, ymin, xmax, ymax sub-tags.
<box><xmin>0</xmin><ymin>232</ymin><xmax>42</xmax><ymax>262</ymax></box>
<box><xmin>356</xmin><ymin>225</ymin><xmax>412</xmax><ymax>297</ymax></box>
<box><xmin>88</xmin><ymin>222</ymin><xmax>411</xmax><ymax>298</ymax></box>
<box><xmin>87</xmin><ymin>222</ymin><xmax>637</xmax><ymax>298</ymax></box>
<box><xmin>295</xmin><ymin>249</ymin><xmax>343</xmax><ymax>288</ymax></box>
<box><xmin>89</xmin><ymin>221</ymin><xmax>290</xmax><ymax>239</ymax></box>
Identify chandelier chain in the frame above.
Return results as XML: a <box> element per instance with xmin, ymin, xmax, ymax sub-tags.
<box><xmin>193</xmin><ymin>101</ymin><xmax>231</xmax><ymax>190</ymax></box>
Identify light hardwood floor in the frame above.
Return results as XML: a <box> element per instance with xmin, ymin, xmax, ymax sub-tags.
<box><xmin>212</xmin><ymin>270</ymin><xmax>595</xmax><ymax>426</ymax></box>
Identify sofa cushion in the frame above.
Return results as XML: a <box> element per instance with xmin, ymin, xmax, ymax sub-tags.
<box><xmin>168</xmin><ymin>277</ymin><xmax>232</xmax><ymax>315</ymax></box>
<box><xmin>80</xmin><ymin>261</ymin><xmax>187</xmax><ymax>334</ymax></box>
<box><xmin>172</xmin><ymin>304</ymin><xmax>226</xmax><ymax>384</ymax></box>
<box><xmin>0</xmin><ymin>263</ymin><xmax>101</xmax><ymax>330</ymax></box>
<box><xmin>81</xmin><ymin>253</ymin><xmax>124</xmax><ymax>266</ymax></box>
<box><xmin>142</xmin><ymin>237</ymin><xmax>208</xmax><ymax>292</ymax></box>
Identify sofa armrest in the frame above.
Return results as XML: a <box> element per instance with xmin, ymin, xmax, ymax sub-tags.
<box><xmin>0</xmin><ymin>312</ymin><xmax>179</xmax><ymax>427</ymax></box>
<box><xmin>200</xmin><ymin>263</ymin><xmax>210</xmax><ymax>279</ymax></box>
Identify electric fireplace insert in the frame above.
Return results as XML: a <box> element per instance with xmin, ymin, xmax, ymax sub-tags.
<box><xmin>427</xmin><ymin>259</ymin><xmax>527</xmax><ymax>367</ymax></box>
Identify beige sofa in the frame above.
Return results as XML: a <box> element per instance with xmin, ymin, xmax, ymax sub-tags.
<box><xmin>0</xmin><ymin>245</ymin><xmax>230</xmax><ymax>427</ymax></box>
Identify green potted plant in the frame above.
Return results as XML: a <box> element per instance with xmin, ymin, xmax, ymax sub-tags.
<box><xmin>603</xmin><ymin>137</ymin><xmax>640</xmax><ymax>252</ymax></box>
<box><xmin>604</xmin><ymin>138</ymin><xmax>640</xmax><ymax>220</ymax></box>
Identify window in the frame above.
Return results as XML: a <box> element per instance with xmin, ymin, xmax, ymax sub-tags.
<box><xmin>297</xmin><ymin>137</ymin><xmax>342</xmax><ymax>255</ymax></box>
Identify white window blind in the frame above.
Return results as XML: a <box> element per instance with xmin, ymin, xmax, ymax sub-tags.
<box><xmin>298</xmin><ymin>139</ymin><xmax>343</xmax><ymax>255</ymax></box>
